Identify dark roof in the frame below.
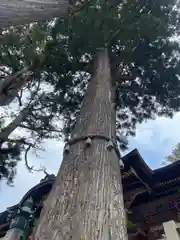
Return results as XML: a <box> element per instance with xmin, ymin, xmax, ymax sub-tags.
<box><xmin>1</xmin><ymin>149</ymin><xmax>180</xmax><ymax>220</ymax></box>
<box><xmin>122</xmin><ymin>149</ymin><xmax>180</xmax><ymax>206</ymax></box>
<box><xmin>0</xmin><ymin>176</ymin><xmax>56</xmax><ymax>226</ymax></box>
<box><xmin>8</xmin><ymin>176</ymin><xmax>55</xmax><ymax>211</ymax></box>
<box><xmin>0</xmin><ymin>211</ymin><xmax>9</xmax><ymax>225</ymax></box>
<box><xmin>122</xmin><ymin>149</ymin><xmax>180</xmax><ymax>187</ymax></box>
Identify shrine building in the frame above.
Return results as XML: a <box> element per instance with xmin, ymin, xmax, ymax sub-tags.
<box><xmin>1</xmin><ymin>148</ymin><xmax>180</xmax><ymax>239</ymax></box>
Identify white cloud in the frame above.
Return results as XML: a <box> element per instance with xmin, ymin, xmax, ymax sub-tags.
<box><xmin>131</xmin><ymin>112</ymin><xmax>180</xmax><ymax>151</ymax></box>
<box><xmin>126</xmin><ymin>112</ymin><xmax>180</xmax><ymax>168</ymax></box>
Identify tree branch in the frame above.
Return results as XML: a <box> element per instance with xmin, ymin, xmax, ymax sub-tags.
<box><xmin>25</xmin><ymin>145</ymin><xmax>33</xmax><ymax>171</ymax></box>
<box><xmin>0</xmin><ymin>66</ymin><xmax>31</xmax><ymax>106</ymax></box>
<box><xmin>0</xmin><ymin>106</ymin><xmax>31</xmax><ymax>142</ymax></box>
<box><xmin>0</xmin><ymin>67</ymin><xmax>11</xmax><ymax>76</ymax></box>
<box><xmin>106</xmin><ymin>28</ymin><xmax>121</xmax><ymax>47</ymax></box>
<box><xmin>19</xmin><ymin>123</ymin><xmax>62</xmax><ymax>133</ymax></box>
<box><xmin>17</xmin><ymin>89</ymin><xmax>23</xmax><ymax>107</ymax></box>
<box><xmin>7</xmin><ymin>138</ymin><xmax>34</xmax><ymax>147</ymax></box>
<box><xmin>24</xmin><ymin>145</ymin><xmax>47</xmax><ymax>174</ymax></box>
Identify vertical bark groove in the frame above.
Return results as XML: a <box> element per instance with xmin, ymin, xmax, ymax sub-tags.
<box><xmin>33</xmin><ymin>48</ymin><xmax>127</xmax><ymax>240</ymax></box>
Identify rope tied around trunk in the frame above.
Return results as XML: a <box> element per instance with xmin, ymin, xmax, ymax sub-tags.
<box><xmin>63</xmin><ymin>133</ymin><xmax>124</xmax><ymax>169</ymax></box>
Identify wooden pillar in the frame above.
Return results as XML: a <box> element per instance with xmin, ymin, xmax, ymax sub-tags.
<box><xmin>163</xmin><ymin>220</ymin><xmax>179</xmax><ymax>240</ymax></box>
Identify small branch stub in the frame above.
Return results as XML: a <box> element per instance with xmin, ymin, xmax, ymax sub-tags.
<box><xmin>64</xmin><ymin>144</ymin><xmax>70</xmax><ymax>154</ymax></box>
<box><xmin>85</xmin><ymin>137</ymin><xmax>92</xmax><ymax>148</ymax></box>
<box><xmin>119</xmin><ymin>159</ymin><xmax>124</xmax><ymax>169</ymax></box>
<box><xmin>107</xmin><ymin>140</ymin><xmax>114</xmax><ymax>150</ymax></box>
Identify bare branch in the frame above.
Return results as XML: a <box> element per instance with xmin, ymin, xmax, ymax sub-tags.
<box><xmin>0</xmin><ymin>73</ymin><xmax>43</xmax><ymax>141</ymax></box>
<box><xmin>24</xmin><ymin>144</ymin><xmax>47</xmax><ymax>174</ymax></box>
<box><xmin>7</xmin><ymin>138</ymin><xmax>34</xmax><ymax>147</ymax></box>
<box><xmin>106</xmin><ymin>28</ymin><xmax>121</xmax><ymax>47</ymax></box>
<box><xmin>0</xmin><ymin>106</ymin><xmax>31</xmax><ymax>141</ymax></box>
<box><xmin>17</xmin><ymin>89</ymin><xmax>24</xmax><ymax>107</ymax></box>
<box><xmin>0</xmin><ymin>67</ymin><xmax>29</xmax><ymax>94</ymax></box>
<box><xmin>25</xmin><ymin>145</ymin><xmax>33</xmax><ymax>172</ymax></box>
<box><xmin>0</xmin><ymin>67</ymin><xmax>31</xmax><ymax>106</ymax></box>
<box><xmin>19</xmin><ymin>123</ymin><xmax>62</xmax><ymax>134</ymax></box>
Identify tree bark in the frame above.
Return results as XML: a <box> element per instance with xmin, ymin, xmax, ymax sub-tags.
<box><xmin>1</xmin><ymin>229</ymin><xmax>22</xmax><ymax>240</ymax></box>
<box><xmin>0</xmin><ymin>0</ymin><xmax>69</xmax><ymax>28</ymax></box>
<box><xmin>32</xmin><ymin>48</ymin><xmax>127</xmax><ymax>240</ymax></box>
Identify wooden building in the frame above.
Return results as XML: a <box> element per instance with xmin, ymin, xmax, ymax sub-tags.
<box><xmin>1</xmin><ymin>149</ymin><xmax>180</xmax><ymax>239</ymax></box>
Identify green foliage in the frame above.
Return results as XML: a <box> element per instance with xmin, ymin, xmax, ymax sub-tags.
<box><xmin>0</xmin><ymin>142</ymin><xmax>21</xmax><ymax>185</ymax></box>
<box><xmin>0</xmin><ymin>23</ymin><xmax>66</xmax><ymax>183</ymax></box>
<box><xmin>164</xmin><ymin>143</ymin><xmax>180</xmax><ymax>165</ymax></box>
<box><xmin>1</xmin><ymin>0</ymin><xmax>180</xmax><ymax>181</ymax></box>
<box><xmin>46</xmin><ymin>0</ymin><xmax>180</xmax><ymax>147</ymax></box>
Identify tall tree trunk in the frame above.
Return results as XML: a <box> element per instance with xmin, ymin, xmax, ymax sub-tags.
<box><xmin>33</xmin><ymin>48</ymin><xmax>127</xmax><ymax>240</ymax></box>
<box><xmin>0</xmin><ymin>0</ymin><xmax>69</xmax><ymax>28</ymax></box>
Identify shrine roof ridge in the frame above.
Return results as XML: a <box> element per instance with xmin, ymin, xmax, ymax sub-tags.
<box><xmin>122</xmin><ymin>148</ymin><xmax>180</xmax><ymax>188</ymax></box>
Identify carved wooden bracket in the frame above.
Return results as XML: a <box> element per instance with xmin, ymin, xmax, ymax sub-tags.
<box><xmin>124</xmin><ymin>187</ymin><xmax>147</xmax><ymax>209</ymax></box>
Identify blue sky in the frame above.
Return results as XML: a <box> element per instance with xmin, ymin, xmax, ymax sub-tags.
<box><xmin>0</xmin><ymin>112</ymin><xmax>180</xmax><ymax>212</ymax></box>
